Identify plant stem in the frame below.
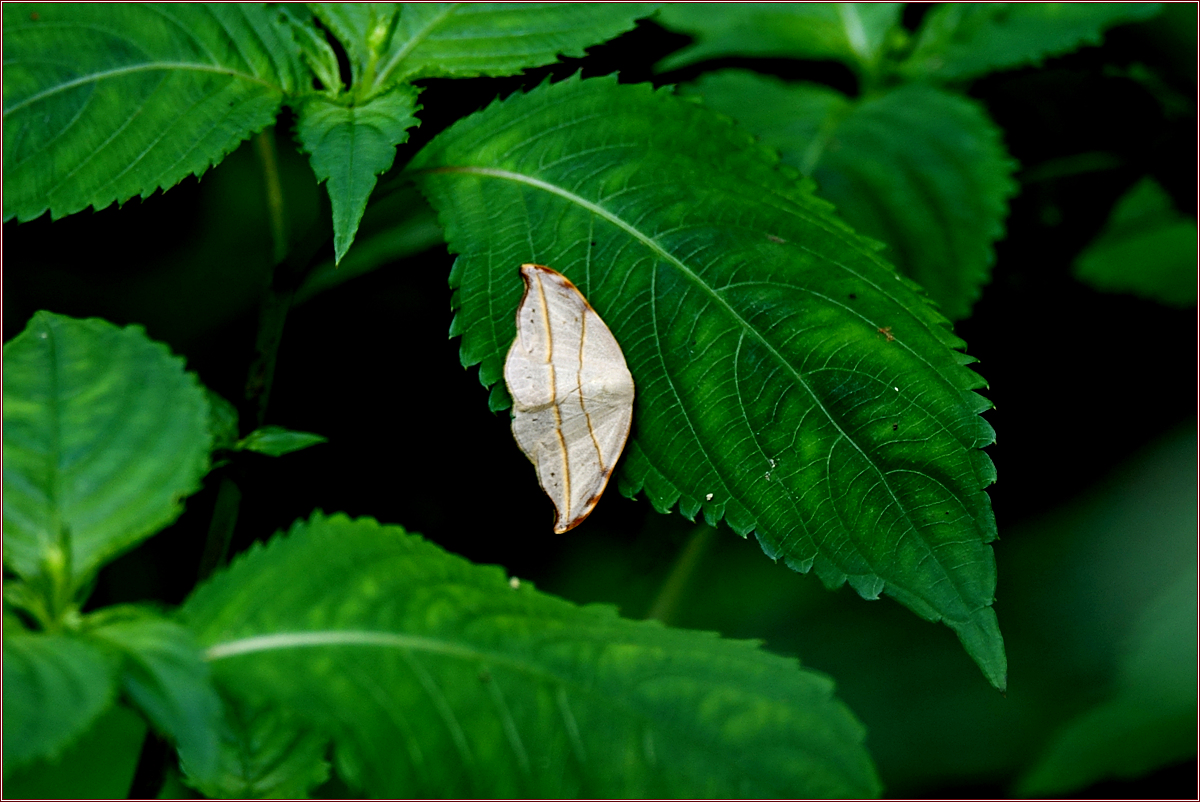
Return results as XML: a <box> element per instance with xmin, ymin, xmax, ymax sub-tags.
<box><xmin>645</xmin><ymin>524</ymin><xmax>717</xmax><ymax>626</ymax></box>
<box><xmin>196</xmin><ymin>476</ymin><xmax>242</xmax><ymax>583</ymax></box>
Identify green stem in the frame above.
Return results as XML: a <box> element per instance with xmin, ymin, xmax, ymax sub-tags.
<box><xmin>645</xmin><ymin>525</ymin><xmax>717</xmax><ymax>626</ymax></box>
<box><xmin>196</xmin><ymin>477</ymin><xmax>242</xmax><ymax>583</ymax></box>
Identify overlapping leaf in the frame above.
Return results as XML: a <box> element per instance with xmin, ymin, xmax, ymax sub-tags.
<box><xmin>409</xmin><ymin>75</ymin><xmax>1005</xmax><ymax>688</ymax></box>
<box><xmin>3</xmin><ymin>633</ymin><xmax>119</xmax><ymax>768</ymax></box>
<box><xmin>2</xmin><ymin>3</ymin><xmax>303</xmax><ymax>222</ymax></box>
<box><xmin>900</xmin><ymin>2</ymin><xmax>1163</xmax><ymax>82</ymax></box>
<box><xmin>655</xmin><ymin>3</ymin><xmax>903</xmax><ymax>73</ymax></box>
<box><xmin>295</xmin><ymin>86</ymin><xmax>422</xmax><ymax>263</ymax></box>
<box><xmin>182</xmin><ymin>512</ymin><xmax>880</xmax><ymax>797</ymax></box>
<box><xmin>3</xmin><ymin>312</ymin><xmax>212</xmax><ymax>586</ymax></box>
<box><xmin>686</xmin><ymin>72</ymin><xmax>1017</xmax><ymax>319</ymax></box>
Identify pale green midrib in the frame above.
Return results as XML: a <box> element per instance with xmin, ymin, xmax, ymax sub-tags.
<box><xmin>203</xmin><ymin>627</ymin><xmax>843</xmax><ymax>790</ymax></box>
<box><xmin>373</xmin><ymin>3</ymin><xmax>460</xmax><ymax>90</ymax></box>
<box><xmin>422</xmin><ymin>165</ymin><xmax>978</xmax><ymax>610</ymax></box>
<box><xmin>836</xmin><ymin>3</ymin><xmax>870</xmax><ymax>65</ymax></box>
<box><xmin>3</xmin><ymin>62</ymin><xmax>279</xmax><ymax>117</ymax></box>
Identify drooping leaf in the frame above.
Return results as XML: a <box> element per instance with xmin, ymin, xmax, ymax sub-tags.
<box><xmin>3</xmin><ymin>632</ymin><xmax>120</xmax><ymax>769</ymax></box>
<box><xmin>1016</xmin><ymin>569</ymin><xmax>1198</xmax><ymax>796</ymax></box>
<box><xmin>409</xmin><ymin>75</ymin><xmax>1005</xmax><ymax>688</ymax></box>
<box><xmin>2</xmin><ymin>703</ymin><xmax>146</xmax><ymax>798</ymax></box>
<box><xmin>2</xmin><ymin>2</ymin><xmax>304</xmax><ymax>222</ymax></box>
<box><xmin>3</xmin><ymin>312</ymin><xmax>212</xmax><ymax>587</ymax></box>
<box><xmin>655</xmin><ymin>3</ymin><xmax>904</xmax><ymax>72</ymax></box>
<box><xmin>190</xmin><ymin>694</ymin><xmax>331</xmax><ymax>799</ymax></box>
<box><xmin>238</xmin><ymin>426</ymin><xmax>329</xmax><ymax>457</ymax></box>
<box><xmin>900</xmin><ymin>3</ymin><xmax>1163</xmax><ymax>82</ymax></box>
<box><xmin>181</xmin><ymin>512</ymin><xmax>881</xmax><ymax>798</ymax></box>
<box><xmin>294</xmin><ymin>86</ymin><xmax>422</xmax><ymax>264</ymax></box>
<box><xmin>685</xmin><ymin>72</ymin><xmax>1018</xmax><ymax>319</ymax></box>
<box><xmin>87</xmin><ymin>611</ymin><xmax>224</xmax><ymax>785</ymax></box>
<box><xmin>1073</xmin><ymin>177</ymin><xmax>1198</xmax><ymax>307</ymax></box>
<box><xmin>365</xmin><ymin>3</ymin><xmax>660</xmax><ymax>85</ymax></box>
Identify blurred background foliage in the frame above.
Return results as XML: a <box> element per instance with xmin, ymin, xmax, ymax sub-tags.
<box><xmin>3</xmin><ymin>3</ymin><xmax>1195</xmax><ymax>797</ymax></box>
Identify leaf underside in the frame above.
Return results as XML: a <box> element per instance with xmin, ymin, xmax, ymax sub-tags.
<box><xmin>182</xmin><ymin>512</ymin><xmax>881</xmax><ymax>798</ymax></box>
<box><xmin>409</xmin><ymin>75</ymin><xmax>1005</xmax><ymax>689</ymax></box>
<box><xmin>2</xmin><ymin>2</ymin><xmax>302</xmax><ymax>222</ymax></box>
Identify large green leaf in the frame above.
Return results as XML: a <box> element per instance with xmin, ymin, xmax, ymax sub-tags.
<box><xmin>87</xmin><ymin>611</ymin><xmax>223</xmax><ymax>785</ymax></box>
<box><xmin>3</xmin><ymin>632</ymin><xmax>119</xmax><ymax>769</ymax></box>
<box><xmin>2</xmin><ymin>3</ymin><xmax>303</xmax><ymax>222</ymax></box>
<box><xmin>655</xmin><ymin>3</ymin><xmax>903</xmax><ymax>73</ymax></box>
<box><xmin>1073</xmin><ymin>177</ymin><xmax>1198</xmax><ymax>307</ymax></box>
<box><xmin>409</xmin><ymin>75</ymin><xmax>1004</xmax><ymax>689</ymax></box>
<box><xmin>182</xmin><ymin>512</ymin><xmax>880</xmax><ymax>798</ymax></box>
<box><xmin>899</xmin><ymin>2</ymin><xmax>1163</xmax><ymax>82</ymax></box>
<box><xmin>685</xmin><ymin>72</ymin><xmax>1017</xmax><ymax>319</ymax></box>
<box><xmin>295</xmin><ymin>86</ymin><xmax>422</xmax><ymax>264</ymax></box>
<box><xmin>3</xmin><ymin>312</ymin><xmax>212</xmax><ymax>587</ymax></box>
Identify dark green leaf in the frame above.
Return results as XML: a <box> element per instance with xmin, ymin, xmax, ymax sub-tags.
<box><xmin>655</xmin><ymin>3</ymin><xmax>903</xmax><ymax>72</ymax></box>
<box><xmin>3</xmin><ymin>313</ymin><xmax>212</xmax><ymax>587</ymax></box>
<box><xmin>369</xmin><ymin>3</ymin><xmax>660</xmax><ymax>84</ymax></box>
<box><xmin>295</xmin><ymin>86</ymin><xmax>422</xmax><ymax>263</ymax></box>
<box><xmin>206</xmin><ymin>390</ymin><xmax>241</xmax><ymax>453</ymax></box>
<box><xmin>1017</xmin><ymin>569</ymin><xmax>1198</xmax><ymax>795</ymax></box>
<box><xmin>1073</xmin><ymin>177</ymin><xmax>1197</xmax><ymax>307</ymax></box>
<box><xmin>238</xmin><ymin>426</ymin><xmax>329</xmax><ymax>457</ymax></box>
<box><xmin>3</xmin><ymin>632</ymin><xmax>120</xmax><ymax>769</ymax></box>
<box><xmin>2</xmin><ymin>3</ymin><xmax>303</xmax><ymax>222</ymax></box>
<box><xmin>2</xmin><ymin>703</ymin><xmax>146</xmax><ymax>798</ymax></box>
<box><xmin>87</xmin><ymin>611</ymin><xmax>223</xmax><ymax>786</ymax></box>
<box><xmin>191</xmin><ymin>694</ymin><xmax>331</xmax><ymax>799</ymax></box>
<box><xmin>686</xmin><ymin>72</ymin><xmax>1018</xmax><ymax>319</ymax></box>
<box><xmin>408</xmin><ymin>75</ymin><xmax>1004</xmax><ymax>688</ymax></box>
<box><xmin>900</xmin><ymin>3</ymin><xmax>1163</xmax><ymax>81</ymax></box>
<box><xmin>182</xmin><ymin>512</ymin><xmax>881</xmax><ymax>798</ymax></box>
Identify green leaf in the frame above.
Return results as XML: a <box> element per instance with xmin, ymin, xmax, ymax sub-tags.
<box><xmin>369</xmin><ymin>2</ymin><xmax>660</xmax><ymax>85</ymax></box>
<box><xmin>182</xmin><ymin>512</ymin><xmax>881</xmax><ymax>798</ymax></box>
<box><xmin>295</xmin><ymin>86</ymin><xmax>422</xmax><ymax>264</ymax></box>
<box><xmin>2</xmin><ymin>2</ymin><xmax>303</xmax><ymax>222</ymax></box>
<box><xmin>900</xmin><ymin>3</ymin><xmax>1163</xmax><ymax>82</ymax></box>
<box><xmin>191</xmin><ymin>694</ymin><xmax>331</xmax><ymax>799</ymax></box>
<box><xmin>237</xmin><ymin>425</ymin><xmax>329</xmax><ymax>457</ymax></box>
<box><xmin>1073</xmin><ymin>177</ymin><xmax>1197</xmax><ymax>307</ymax></box>
<box><xmin>3</xmin><ymin>632</ymin><xmax>120</xmax><ymax>769</ymax></box>
<box><xmin>2</xmin><ymin>703</ymin><xmax>146</xmax><ymax>798</ymax></box>
<box><xmin>685</xmin><ymin>72</ymin><xmax>1018</xmax><ymax>319</ymax></box>
<box><xmin>409</xmin><ymin>75</ymin><xmax>1004</xmax><ymax>689</ymax></box>
<box><xmin>655</xmin><ymin>3</ymin><xmax>903</xmax><ymax>72</ymax></box>
<box><xmin>206</xmin><ymin>390</ymin><xmax>241</xmax><ymax>453</ymax></box>
<box><xmin>3</xmin><ymin>312</ymin><xmax>212</xmax><ymax>588</ymax></box>
<box><xmin>87</xmin><ymin>611</ymin><xmax>223</xmax><ymax>786</ymax></box>
<box><xmin>1017</xmin><ymin>569</ymin><xmax>1198</xmax><ymax>795</ymax></box>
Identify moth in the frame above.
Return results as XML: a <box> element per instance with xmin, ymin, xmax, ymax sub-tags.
<box><xmin>503</xmin><ymin>264</ymin><xmax>635</xmax><ymax>533</ymax></box>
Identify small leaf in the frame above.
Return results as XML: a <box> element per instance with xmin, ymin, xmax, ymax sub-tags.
<box><xmin>371</xmin><ymin>3</ymin><xmax>660</xmax><ymax>84</ymax></box>
<box><xmin>900</xmin><ymin>2</ymin><xmax>1163</xmax><ymax>82</ymax></box>
<box><xmin>206</xmin><ymin>390</ymin><xmax>241</xmax><ymax>453</ymax></box>
<box><xmin>191</xmin><ymin>694</ymin><xmax>331</xmax><ymax>799</ymax></box>
<box><xmin>686</xmin><ymin>72</ymin><xmax>1018</xmax><ymax>319</ymax></box>
<box><xmin>3</xmin><ymin>312</ymin><xmax>212</xmax><ymax>587</ymax></box>
<box><xmin>238</xmin><ymin>426</ymin><xmax>329</xmax><ymax>457</ymax></box>
<box><xmin>87</xmin><ymin>611</ymin><xmax>224</xmax><ymax>786</ymax></box>
<box><xmin>182</xmin><ymin>512</ymin><xmax>882</xmax><ymax>798</ymax></box>
<box><xmin>295</xmin><ymin>86</ymin><xmax>422</xmax><ymax>263</ymax></box>
<box><xmin>3</xmin><ymin>632</ymin><xmax>120</xmax><ymax>769</ymax></box>
<box><xmin>409</xmin><ymin>75</ymin><xmax>1005</xmax><ymax>688</ymax></box>
<box><xmin>655</xmin><ymin>3</ymin><xmax>903</xmax><ymax>72</ymax></box>
<box><xmin>1073</xmin><ymin>177</ymin><xmax>1197</xmax><ymax>307</ymax></box>
<box><xmin>2</xmin><ymin>703</ymin><xmax>146</xmax><ymax>798</ymax></box>
<box><xmin>2</xmin><ymin>2</ymin><xmax>304</xmax><ymax>222</ymax></box>
<box><xmin>1017</xmin><ymin>570</ymin><xmax>1198</xmax><ymax>796</ymax></box>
